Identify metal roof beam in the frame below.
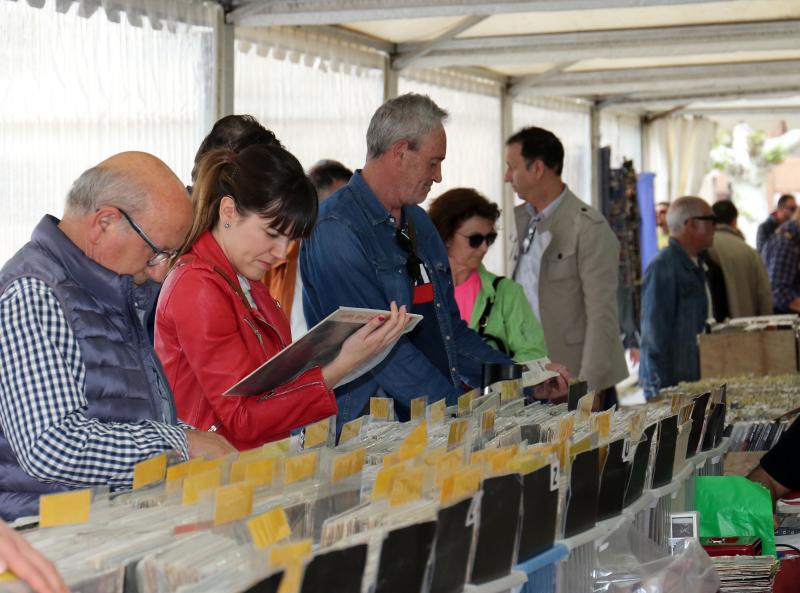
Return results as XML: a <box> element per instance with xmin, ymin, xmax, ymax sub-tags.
<box><xmin>228</xmin><ymin>0</ymin><xmax>720</xmax><ymax>27</ymax></box>
<box><xmin>507</xmin><ymin>61</ymin><xmax>576</xmax><ymax>96</ymax></box>
<box><xmin>392</xmin><ymin>15</ymin><xmax>487</xmax><ymax>70</ymax></box>
<box><xmin>399</xmin><ymin>19</ymin><xmax>800</xmax><ymax>69</ymax></box>
<box><xmin>600</xmin><ymin>86</ymin><xmax>800</xmax><ymax>109</ymax></box>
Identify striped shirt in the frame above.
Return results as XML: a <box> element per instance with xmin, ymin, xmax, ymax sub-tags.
<box><xmin>0</xmin><ymin>277</ymin><xmax>189</xmax><ymax>490</ymax></box>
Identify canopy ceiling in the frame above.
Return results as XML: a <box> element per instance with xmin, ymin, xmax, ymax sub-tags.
<box><xmin>227</xmin><ymin>0</ymin><xmax>800</xmax><ymax>115</ymax></box>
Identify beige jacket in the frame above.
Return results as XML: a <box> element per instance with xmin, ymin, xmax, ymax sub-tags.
<box><xmin>707</xmin><ymin>224</ymin><xmax>773</xmax><ymax>318</ymax></box>
<box><xmin>512</xmin><ymin>189</ymin><xmax>628</xmax><ymax>392</ymax></box>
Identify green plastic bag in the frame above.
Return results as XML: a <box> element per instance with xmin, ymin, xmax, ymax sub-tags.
<box><xmin>695</xmin><ymin>476</ymin><xmax>775</xmax><ymax>556</ymax></box>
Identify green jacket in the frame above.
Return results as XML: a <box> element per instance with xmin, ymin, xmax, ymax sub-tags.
<box><xmin>469</xmin><ymin>264</ymin><xmax>547</xmax><ymax>362</ymax></box>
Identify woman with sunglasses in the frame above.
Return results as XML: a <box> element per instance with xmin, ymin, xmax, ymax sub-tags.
<box><xmin>428</xmin><ymin>187</ymin><xmax>546</xmax><ymax>361</ymax></box>
<box><xmin>154</xmin><ymin>144</ymin><xmax>408</xmax><ymax>450</ymax></box>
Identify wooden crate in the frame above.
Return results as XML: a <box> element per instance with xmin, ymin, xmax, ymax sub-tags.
<box><xmin>699</xmin><ymin>330</ymin><xmax>798</xmax><ymax>379</ymax></box>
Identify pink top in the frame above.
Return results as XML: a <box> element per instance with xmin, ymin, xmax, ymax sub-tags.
<box><xmin>454</xmin><ymin>269</ymin><xmax>481</xmax><ymax>324</ymax></box>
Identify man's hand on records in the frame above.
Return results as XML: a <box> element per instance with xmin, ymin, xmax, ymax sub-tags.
<box><xmin>184</xmin><ymin>430</ymin><xmax>237</xmax><ymax>459</ymax></box>
<box><xmin>322</xmin><ymin>301</ymin><xmax>409</xmax><ymax>389</ymax></box>
<box><xmin>0</xmin><ymin>519</ymin><xmax>68</xmax><ymax>593</ymax></box>
<box><xmin>534</xmin><ymin>362</ymin><xmax>570</xmax><ymax>402</ymax></box>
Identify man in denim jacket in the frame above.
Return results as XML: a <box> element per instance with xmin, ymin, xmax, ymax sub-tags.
<box><xmin>639</xmin><ymin>197</ymin><xmax>716</xmax><ymax>398</ymax></box>
<box><xmin>301</xmin><ymin>94</ymin><xmax>516</xmax><ymax>425</ymax></box>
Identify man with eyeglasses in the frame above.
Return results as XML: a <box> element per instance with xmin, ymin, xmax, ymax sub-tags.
<box><xmin>0</xmin><ymin>151</ymin><xmax>234</xmax><ymax>521</ymax></box>
<box><xmin>302</xmin><ymin>95</ymin><xmax>567</xmax><ymax>427</ymax></box>
<box><xmin>639</xmin><ymin>196</ymin><xmax>717</xmax><ymax>399</ymax></box>
<box><xmin>507</xmin><ymin>127</ymin><xmax>627</xmax><ymax>405</ymax></box>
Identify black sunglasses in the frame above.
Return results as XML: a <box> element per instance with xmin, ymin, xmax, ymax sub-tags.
<box><xmin>458</xmin><ymin>231</ymin><xmax>498</xmax><ymax>248</ymax></box>
<box><xmin>395</xmin><ymin>226</ymin><xmax>425</xmax><ymax>284</ymax></box>
<box><xmin>117</xmin><ymin>208</ymin><xmax>180</xmax><ymax>267</ymax></box>
<box><xmin>685</xmin><ymin>215</ymin><xmax>717</xmax><ymax>225</ymax></box>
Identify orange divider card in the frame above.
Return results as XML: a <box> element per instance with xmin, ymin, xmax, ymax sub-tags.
<box><xmin>248</xmin><ymin>507</ymin><xmax>291</xmax><ymax>549</ymax></box>
<box><xmin>370</xmin><ymin>397</ymin><xmax>391</xmax><ymax>420</ymax></box>
<box><xmin>304</xmin><ymin>417</ymin><xmax>331</xmax><ymax>450</ymax></box>
<box><xmin>372</xmin><ymin>464</ymin><xmax>404</xmax><ymax>499</ymax></box>
<box><xmin>338</xmin><ymin>417</ymin><xmax>363</xmax><ymax>446</ymax></box>
<box><xmin>448</xmin><ymin>419</ymin><xmax>468</xmax><ymax>448</ymax></box>
<box><xmin>441</xmin><ymin>467</ymin><xmax>481</xmax><ymax>505</ymax></box>
<box><xmin>428</xmin><ymin>398</ymin><xmax>446</xmax><ymax>425</ymax></box>
<box><xmin>410</xmin><ymin>396</ymin><xmax>428</xmax><ymax>421</ymax></box>
<box><xmin>332</xmin><ymin>448</ymin><xmax>366</xmax><ymax>482</ymax></box>
<box><xmin>270</xmin><ymin>539</ymin><xmax>313</xmax><ymax>593</ymax></box>
<box><xmin>182</xmin><ymin>467</ymin><xmax>222</xmax><ymax>506</ymax></box>
<box><xmin>133</xmin><ymin>453</ymin><xmax>167</xmax><ymax>490</ymax></box>
<box><xmin>284</xmin><ymin>451</ymin><xmax>318</xmax><ymax>485</ymax></box>
<box><xmin>244</xmin><ymin>457</ymin><xmax>277</xmax><ymax>488</ymax></box>
<box><xmin>457</xmin><ymin>390</ymin><xmax>476</xmax><ymax>416</ymax></box>
<box><xmin>39</xmin><ymin>489</ymin><xmax>91</xmax><ymax>528</ymax></box>
<box><xmin>214</xmin><ymin>482</ymin><xmax>254</xmax><ymax>526</ymax></box>
<box><xmin>389</xmin><ymin>466</ymin><xmax>426</xmax><ymax>507</ymax></box>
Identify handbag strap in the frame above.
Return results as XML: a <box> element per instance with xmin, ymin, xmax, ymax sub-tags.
<box><xmin>477</xmin><ymin>275</ymin><xmax>505</xmax><ymax>334</ymax></box>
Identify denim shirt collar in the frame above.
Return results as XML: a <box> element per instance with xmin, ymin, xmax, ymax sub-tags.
<box><xmin>668</xmin><ymin>237</ymin><xmax>704</xmax><ymax>274</ymax></box>
<box><xmin>348</xmin><ymin>171</ymin><xmax>397</xmax><ymax>227</ymax></box>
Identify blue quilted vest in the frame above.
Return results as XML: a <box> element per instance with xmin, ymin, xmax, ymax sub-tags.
<box><xmin>0</xmin><ymin>215</ymin><xmax>177</xmax><ymax>520</ymax></box>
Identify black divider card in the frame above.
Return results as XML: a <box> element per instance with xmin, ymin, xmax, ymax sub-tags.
<box><xmin>300</xmin><ymin>544</ymin><xmax>367</xmax><ymax>593</ymax></box>
<box><xmin>242</xmin><ymin>571</ymin><xmax>284</xmax><ymax>593</ymax></box>
<box><xmin>597</xmin><ymin>439</ymin><xmax>630</xmax><ymax>521</ymax></box>
<box><xmin>470</xmin><ymin>473</ymin><xmax>523</xmax><ymax>585</ymax></box>
<box><xmin>564</xmin><ymin>448</ymin><xmax>600</xmax><ymax>538</ymax></box>
<box><xmin>624</xmin><ymin>423</ymin><xmax>656</xmax><ymax>507</ymax></box>
<box><xmin>567</xmin><ymin>380</ymin><xmax>589</xmax><ymax>411</ymax></box>
<box><xmin>374</xmin><ymin>521</ymin><xmax>437</xmax><ymax>593</ymax></box>
<box><xmin>430</xmin><ymin>497</ymin><xmax>475</xmax><ymax>593</ymax></box>
<box><xmin>518</xmin><ymin>464</ymin><xmax>558</xmax><ymax>562</ymax></box>
<box><xmin>702</xmin><ymin>403</ymin><xmax>726</xmax><ymax>451</ymax></box>
<box><xmin>652</xmin><ymin>415</ymin><xmax>678</xmax><ymax>488</ymax></box>
<box><xmin>686</xmin><ymin>392</ymin><xmax>710</xmax><ymax>459</ymax></box>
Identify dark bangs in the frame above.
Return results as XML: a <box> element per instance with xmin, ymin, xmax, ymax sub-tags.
<box><xmin>232</xmin><ymin>144</ymin><xmax>319</xmax><ymax>240</ymax></box>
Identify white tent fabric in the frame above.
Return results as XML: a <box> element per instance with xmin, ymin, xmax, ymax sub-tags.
<box><xmin>601</xmin><ymin>111</ymin><xmax>643</xmax><ymax>170</ymax></box>
<box><xmin>0</xmin><ymin>0</ymin><xmax>212</xmax><ymax>265</ymax></box>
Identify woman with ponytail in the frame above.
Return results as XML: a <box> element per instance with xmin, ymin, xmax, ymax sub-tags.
<box><xmin>155</xmin><ymin>144</ymin><xmax>408</xmax><ymax>449</ymax></box>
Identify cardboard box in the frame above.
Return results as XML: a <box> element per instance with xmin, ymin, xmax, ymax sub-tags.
<box><xmin>699</xmin><ymin>330</ymin><xmax>798</xmax><ymax>379</ymax></box>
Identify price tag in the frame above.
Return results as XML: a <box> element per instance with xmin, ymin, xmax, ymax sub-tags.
<box><xmin>39</xmin><ymin>489</ymin><xmax>91</xmax><ymax>527</ymax></box>
<box><xmin>248</xmin><ymin>507</ymin><xmax>291</xmax><ymax>549</ymax></box>
<box><xmin>214</xmin><ymin>482</ymin><xmax>254</xmax><ymax>526</ymax></box>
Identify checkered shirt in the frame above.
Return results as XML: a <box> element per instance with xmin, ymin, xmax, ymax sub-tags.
<box><xmin>763</xmin><ymin>222</ymin><xmax>800</xmax><ymax>312</ymax></box>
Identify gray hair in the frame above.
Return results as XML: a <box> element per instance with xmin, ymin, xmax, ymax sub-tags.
<box><xmin>65</xmin><ymin>165</ymin><xmax>148</xmax><ymax>217</ymax></box>
<box><xmin>366</xmin><ymin>93</ymin><xmax>448</xmax><ymax>160</ymax></box>
<box><xmin>666</xmin><ymin>196</ymin><xmax>709</xmax><ymax>236</ymax></box>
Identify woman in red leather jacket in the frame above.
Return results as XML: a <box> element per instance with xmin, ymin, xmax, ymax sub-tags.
<box><xmin>155</xmin><ymin>144</ymin><xmax>408</xmax><ymax>450</ymax></box>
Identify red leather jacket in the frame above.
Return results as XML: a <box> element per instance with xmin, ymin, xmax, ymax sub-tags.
<box><xmin>155</xmin><ymin>231</ymin><xmax>337</xmax><ymax>450</ymax></box>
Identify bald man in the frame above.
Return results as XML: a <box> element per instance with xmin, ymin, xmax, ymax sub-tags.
<box><xmin>0</xmin><ymin>152</ymin><xmax>234</xmax><ymax>521</ymax></box>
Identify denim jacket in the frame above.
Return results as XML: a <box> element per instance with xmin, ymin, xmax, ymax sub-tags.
<box><xmin>301</xmin><ymin>172</ymin><xmax>510</xmax><ymax>425</ymax></box>
<box><xmin>639</xmin><ymin>238</ymin><xmax>708</xmax><ymax>398</ymax></box>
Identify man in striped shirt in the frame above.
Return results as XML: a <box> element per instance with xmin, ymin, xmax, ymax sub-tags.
<box><xmin>0</xmin><ymin>152</ymin><xmax>234</xmax><ymax>520</ymax></box>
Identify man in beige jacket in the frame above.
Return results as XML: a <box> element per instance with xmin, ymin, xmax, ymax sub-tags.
<box><xmin>707</xmin><ymin>200</ymin><xmax>773</xmax><ymax>317</ymax></box>
<box><xmin>507</xmin><ymin>127</ymin><xmax>628</xmax><ymax>400</ymax></box>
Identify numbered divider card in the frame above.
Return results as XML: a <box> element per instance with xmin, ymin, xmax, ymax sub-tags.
<box><xmin>248</xmin><ymin>507</ymin><xmax>291</xmax><ymax>549</ymax></box>
<box><xmin>338</xmin><ymin>417</ymin><xmax>364</xmax><ymax>447</ymax></box>
<box><xmin>39</xmin><ymin>489</ymin><xmax>92</xmax><ymax>528</ymax></box>
<box><xmin>214</xmin><ymin>482</ymin><xmax>254</xmax><ymax>526</ymax></box>
<box><xmin>299</xmin><ymin>543</ymin><xmax>369</xmax><ymax>593</ymax></box>
<box><xmin>270</xmin><ymin>540</ymin><xmax>313</xmax><ymax>593</ymax></box>
<box><xmin>133</xmin><ymin>453</ymin><xmax>167</xmax><ymax>490</ymax></box>
<box><xmin>470</xmin><ymin>473</ymin><xmax>523</xmax><ymax>585</ymax></box>
<box><xmin>373</xmin><ymin>521</ymin><xmax>438</xmax><ymax>593</ymax></box>
<box><xmin>563</xmin><ymin>447</ymin><xmax>600</xmax><ymax>538</ymax></box>
<box><xmin>428</xmin><ymin>398</ymin><xmax>445</xmax><ymax>426</ymax></box>
<box><xmin>430</xmin><ymin>496</ymin><xmax>475</xmax><ymax>593</ymax></box>
<box><xmin>597</xmin><ymin>438</ymin><xmax>631</xmax><ymax>521</ymax></box>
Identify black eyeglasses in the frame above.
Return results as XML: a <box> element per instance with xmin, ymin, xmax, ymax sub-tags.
<box><xmin>458</xmin><ymin>231</ymin><xmax>497</xmax><ymax>249</ymax></box>
<box><xmin>117</xmin><ymin>208</ymin><xmax>180</xmax><ymax>267</ymax></box>
<box><xmin>685</xmin><ymin>215</ymin><xmax>717</xmax><ymax>225</ymax></box>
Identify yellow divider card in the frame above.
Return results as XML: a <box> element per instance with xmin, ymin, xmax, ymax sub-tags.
<box><xmin>245</xmin><ymin>457</ymin><xmax>278</xmax><ymax>488</ymax></box>
<box><xmin>214</xmin><ymin>482</ymin><xmax>254</xmax><ymax>526</ymax></box>
<box><xmin>389</xmin><ymin>466</ymin><xmax>426</xmax><ymax>507</ymax></box>
<box><xmin>410</xmin><ymin>396</ymin><xmax>427</xmax><ymax>421</ymax></box>
<box><xmin>447</xmin><ymin>419</ymin><xmax>468</xmax><ymax>448</ymax></box>
<box><xmin>270</xmin><ymin>539</ymin><xmax>313</xmax><ymax>593</ymax></box>
<box><xmin>332</xmin><ymin>448</ymin><xmax>366</xmax><ymax>482</ymax></box>
<box><xmin>339</xmin><ymin>417</ymin><xmax>363</xmax><ymax>445</ymax></box>
<box><xmin>133</xmin><ymin>453</ymin><xmax>167</xmax><ymax>490</ymax></box>
<box><xmin>441</xmin><ymin>467</ymin><xmax>481</xmax><ymax>505</ymax></box>
<box><xmin>166</xmin><ymin>457</ymin><xmax>203</xmax><ymax>483</ymax></box>
<box><xmin>372</xmin><ymin>463</ymin><xmax>404</xmax><ymax>499</ymax></box>
<box><xmin>39</xmin><ymin>489</ymin><xmax>91</xmax><ymax>528</ymax></box>
<box><xmin>370</xmin><ymin>397</ymin><xmax>391</xmax><ymax>420</ymax></box>
<box><xmin>428</xmin><ymin>399</ymin><xmax>445</xmax><ymax>425</ymax></box>
<box><xmin>457</xmin><ymin>390</ymin><xmax>476</xmax><ymax>416</ymax></box>
<box><xmin>248</xmin><ymin>507</ymin><xmax>291</xmax><ymax>549</ymax></box>
<box><xmin>182</xmin><ymin>467</ymin><xmax>222</xmax><ymax>506</ymax></box>
<box><xmin>284</xmin><ymin>451</ymin><xmax>318</xmax><ymax>485</ymax></box>
<box><xmin>304</xmin><ymin>417</ymin><xmax>331</xmax><ymax>450</ymax></box>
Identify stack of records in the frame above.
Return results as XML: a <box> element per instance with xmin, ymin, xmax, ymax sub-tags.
<box><xmin>712</xmin><ymin>555</ymin><xmax>778</xmax><ymax>593</ymax></box>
